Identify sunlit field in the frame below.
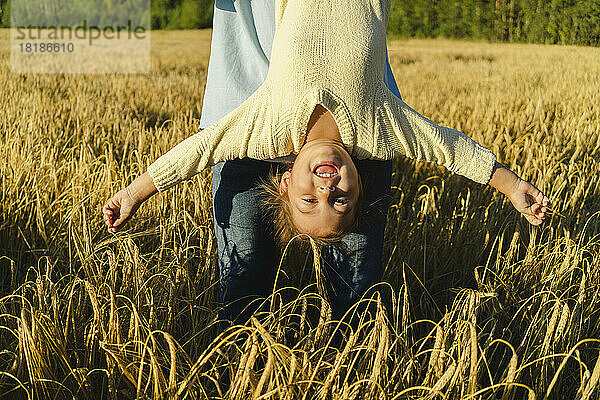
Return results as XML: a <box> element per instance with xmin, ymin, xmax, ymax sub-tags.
<box><xmin>1</xmin><ymin>29</ymin><xmax>599</xmax><ymax>399</ymax></box>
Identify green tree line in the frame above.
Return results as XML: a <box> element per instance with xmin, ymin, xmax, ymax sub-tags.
<box><xmin>1</xmin><ymin>0</ymin><xmax>599</xmax><ymax>46</ymax></box>
<box><xmin>389</xmin><ymin>0</ymin><xmax>600</xmax><ymax>46</ymax></box>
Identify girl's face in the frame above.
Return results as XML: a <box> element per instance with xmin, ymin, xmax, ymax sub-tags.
<box><xmin>279</xmin><ymin>139</ymin><xmax>360</xmax><ymax>237</ymax></box>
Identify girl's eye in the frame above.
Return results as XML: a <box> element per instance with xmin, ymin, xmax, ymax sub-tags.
<box><xmin>335</xmin><ymin>198</ymin><xmax>347</xmax><ymax>204</ymax></box>
<box><xmin>303</xmin><ymin>198</ymin><xmax>317</xmax><ymax>203</ymax></box>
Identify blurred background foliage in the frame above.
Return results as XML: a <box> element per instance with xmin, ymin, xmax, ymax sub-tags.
<box><xmin>0</xmin><ymin>0</ymin><xmax>599</xmax><ymax>46</ymax></box>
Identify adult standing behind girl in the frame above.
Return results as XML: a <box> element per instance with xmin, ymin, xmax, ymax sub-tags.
<box><xmin>103</xmin><ymin>0</ymin><xmax>405</xmax><ymax>323</ymax></box>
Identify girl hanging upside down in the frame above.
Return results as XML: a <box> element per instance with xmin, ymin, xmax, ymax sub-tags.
<box><xmin>103</xmin><ymin>0</ymin><xmax>550</xmax><ymax>242</ymax></box>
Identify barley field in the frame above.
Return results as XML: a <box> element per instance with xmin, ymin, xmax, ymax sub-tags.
<box><xmin>1</xmin><ymin>29</ymin><xmax>599</xmax><ymax>399</ymax></box>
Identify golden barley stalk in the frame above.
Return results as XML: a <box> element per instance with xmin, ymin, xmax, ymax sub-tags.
<box><xmin>252</xmin><ymin>341</ymin><xmax>274</xmax><ymax>400</ymax></box>
<box><xmin>370</xmin><ymin>298</ymin><xmax>390</xmax><ymax>394</ymax></box>
<box><xmin>542</xmin><ymin>301</ymin><xmax>561</xmax><ymax>355</ymax></box>
<box><xmin>553</xmin><ymin>302</ymin><xmax>570</xmax><ymax>343</ymax></box>
<box><xmin>427</xmin><ymin>361</ymin><xmax>457</xmax><ymax>400</ymax></box>
<box><xmin>581</xmin><ymin>351</ymin><xmax>600</xmax><ymax>400</ymax></box>
<box><xmin>501</xmin><ymin>351</ymin><xmax>518</xmax><ymax>400</ymax></box>
<box><xmin>231</xmin><ymin>334</ymin><xmax>254</xmax><ymax>398</ymax></box>
<box><xmin>320</xmin><ymin>327</ymin><xmax>359</xmax><ymax>399</ymax></box>
<box><xmin>468</xmin><ymin>322</ymin><xmax>478</xmax><ymax>395</ymax></box>
<box><xmin>161</xmin><ymin>332</ymin><xmax>178</xmax><ymax>393</ymax></box>
<box><xmin>236</xmin><ymin>333</ymin><xmax>260</xmax><ymax>399</ymax></box>
<box><xmin>426</xmin><ymin>325</ymin><xmax>444</xmax><ymax>384</ymax></box>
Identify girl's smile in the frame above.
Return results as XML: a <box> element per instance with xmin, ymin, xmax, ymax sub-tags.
<box><xmin>278</xmin><ymin>106</ymin><xmax>361</xmax><ymax>237</ymax></box>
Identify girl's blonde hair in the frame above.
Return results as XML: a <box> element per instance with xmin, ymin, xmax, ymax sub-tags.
<box><xmin>259</xmin><ymin>164</ymin><xmax>364</xmax><ymax>248</ymax></box>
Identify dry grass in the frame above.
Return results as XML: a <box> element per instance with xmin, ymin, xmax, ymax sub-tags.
<box><xmin>1</xmin><ymin>29</ymin><xmax>600</xmax><ymax>399</ymax></box>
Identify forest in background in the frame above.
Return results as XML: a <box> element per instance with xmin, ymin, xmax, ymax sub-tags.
<box><xmin>1</xmin><ymin>0</ymin><xmax>600</xmax><ymax>46</ymax></box>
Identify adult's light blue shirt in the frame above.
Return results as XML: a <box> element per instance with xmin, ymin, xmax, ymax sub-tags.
<box><xmin>199</xmin><ymin>0</ymin><xmax>402</xmax><ymax>129</ymax></box>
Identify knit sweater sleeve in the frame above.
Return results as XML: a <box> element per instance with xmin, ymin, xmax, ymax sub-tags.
<box><xmin>275</xmin><ymin>0</ymin><xmax>289</xmax><ymax>31</ymax></box>
<box><xmin>380</xmin><ymin>87</ymin><xmax>496</xmax><ymax>185</ymax></box>
<box><xmin>147</xmin><ymin>83</ymin><xmax>275</xmax><ymax>192</ymax></box>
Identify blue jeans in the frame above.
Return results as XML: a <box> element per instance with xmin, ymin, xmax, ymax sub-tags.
<box><xmin>212</xmin><ymin>158</ymin><xmax>392</xmax><ymax>324</ymax></box>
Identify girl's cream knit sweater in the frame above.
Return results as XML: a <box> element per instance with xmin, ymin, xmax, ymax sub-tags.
<box><xmin>148</xmin><ymin>0</ymin><xmax>496</xmax><ymax>192</ymax></box>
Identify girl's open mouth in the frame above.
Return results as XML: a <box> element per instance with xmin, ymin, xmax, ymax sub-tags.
<box><xmin>313</xmin><ymin>162</ymin><xmax>338</xmax><ymax>178</ymax></box>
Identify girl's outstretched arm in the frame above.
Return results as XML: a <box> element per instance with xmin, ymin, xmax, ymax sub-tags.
<box><xmin>488</xmin><ymin>161</ymin><xmax>550</xmax><ymax>226</ymax></box>
<box><xmin>381</xmin><ymin>90</ymin><xmax>550</xmax><ymax>226</ymax></box>
<box><xmin>381</xmin><ymin>87</ymin><xmax>497</xmax><ymax>186</ymax></box>
<box><xmin>147</xmin><ymin>82</ymin><xmax>274</xmax><ymax>192</ymax></box>
<box><xmin>103</xmin><ymin>171</ymin><xmax>158</xmax><ymax>232</ymax></box>
<box><xmin>103</xmin><ymin>82</ymin><xmax>275</xmax><ymax>232</ymax></box>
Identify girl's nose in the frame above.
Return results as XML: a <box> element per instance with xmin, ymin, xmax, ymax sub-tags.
<box><xmin>319</xmin><ymin>185</ymin><xmax>335</xmax><ymax>192</ymax></box>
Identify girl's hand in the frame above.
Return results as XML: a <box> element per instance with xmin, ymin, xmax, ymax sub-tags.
<box><xmin>103</xmin><ymin>188</ymin><xmax>141</xmax><ymax>233</ymax></box>
<box><xmin>488</xmin><ymin>161</ymin><xmax>550</xmax><ymax>226</ymax></box>
<box><xmin>103</xmin><ymin>171</ymin><xmax>158</xmax><ymax>233</ymax></box>
<box><xmin>507</xmin><ymin>179</ymin><xmax>550</xmax><ymax>226</ymax></box>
